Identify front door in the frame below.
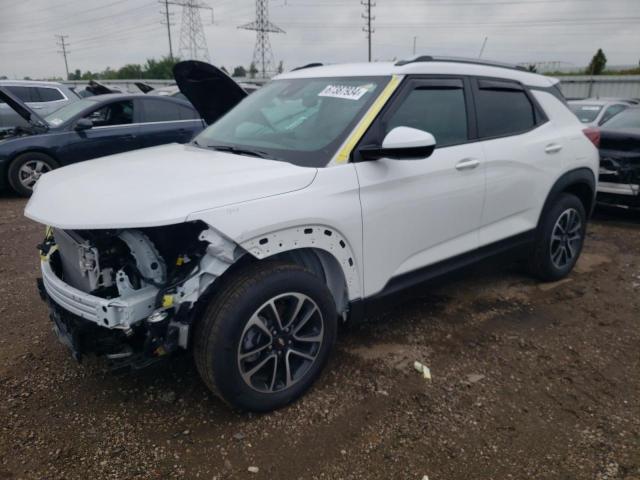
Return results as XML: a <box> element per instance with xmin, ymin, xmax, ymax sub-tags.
<box><xmin>60</xmin><ymin>99</ymin><xmax>141</xmax><ymax>163</ymax></box>
<box><xmin>355</xmin><ymin>77</ymin><xmax>486</xmax><ymax>297</ymax></box>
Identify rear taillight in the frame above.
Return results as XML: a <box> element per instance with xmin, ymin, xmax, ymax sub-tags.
<box><xmin>583</xmin><ymin>127</ymin><xmax>600</xmax><ymax>148</ymax></box>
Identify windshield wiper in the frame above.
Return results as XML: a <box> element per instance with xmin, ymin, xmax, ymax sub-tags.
<box><xmin>208</xmin><ymin>144</ymin><xmax>273</xmax><ymax>159</ymax></box>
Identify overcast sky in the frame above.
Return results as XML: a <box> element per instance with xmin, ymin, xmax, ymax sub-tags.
<box><xmin>0</xmin><ymin>0</ymin><xmax>638</xmax><ymax>79</ymax></box>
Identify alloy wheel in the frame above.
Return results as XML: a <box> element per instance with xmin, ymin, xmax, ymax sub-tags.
<box><xmin>18</xmin><ymin>160</ymin><xmax>51</xmax><ymax>189</ymax></box>
<box><xmin>549</xmin><ymin>207</ymin><xmax>582</xmax><ymax>269</ymax></box>
<box><xmin>237</xmin><ymin>292</ymin><xmax>324</xmax><ymax>393</ymax></box>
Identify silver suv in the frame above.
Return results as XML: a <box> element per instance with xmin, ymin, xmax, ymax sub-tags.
<box><xmin>0</xmin><ymin>80</ymin><xmax>78</xmax><ymax>129</ymax></box>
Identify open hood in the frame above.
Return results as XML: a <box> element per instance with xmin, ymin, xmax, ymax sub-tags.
<box><xmin>0</xmin><ymin>86</ymin><xmax>48</xmax><ymax>128</ymax></box>
<box><xmin>134</xmin><ymin>81</ymin><xmax>155</xmax><ymax>94</ymax></box>
<box><xmin>173</xmin><ymin>60</ymin><xmax>247</xmax><ymax>125</ymax></box>
<box><xmin>86</xmin><ymin>80</ymin><xmax>120</xmax><ymax>96</ymax></box>
<box><xmin>25</xmin><ymin>143</ymin><xmax>317</xmax><ymax>230</ymax></box>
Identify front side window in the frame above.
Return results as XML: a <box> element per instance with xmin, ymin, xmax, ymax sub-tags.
<box><xmin>476</xmin><ymin>82</ymin><xmax>536</xmax><ymax>138</ymax></box>
<box><xmin>385</xmin><ymin>83</ymin><xmax>468</xmax><ymax>147</ymax></box>
<box><xmin>86</xmin><ymin>100</ymin><xmax>134</xmax><ymax>127</ymax></box>
<box><xmin>599</xmin><ymin>104</ymin><xmax>627</xmax><ymax>125</ymax></box>
<box><xmin>5</xmin><ymin>86</ymin><xmax>39</xmax><ymax>102</ymax></box>
<box><xmin>194</xmin><ymin>76</ymin><xmax>389</xmax><ymax>167</ymax></box>
<box><xmin>45</xmin><ymin>98</ymin><xmax>97</xmax><ymax>126</ymax></box>
<box><xmin>601</xmin><ymin>108</ymin><xmax>640</xmax><ymax>129</ymax></box>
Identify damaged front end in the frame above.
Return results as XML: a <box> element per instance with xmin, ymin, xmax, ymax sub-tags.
<box><xmin>37</xmin><ymin>221</ymin><xmax>242</xmax><ymax>369</ymax></box>
<box><xmin>598</xmin><ymin>130</ymin><xmax>640</xmax><ymax>208</ymax></box>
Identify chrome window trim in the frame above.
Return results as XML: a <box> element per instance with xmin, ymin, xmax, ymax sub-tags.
<box><xmin>90</xmin><ymin>119</ymin><xmax>201</xmax><ymax>130</ymax></box>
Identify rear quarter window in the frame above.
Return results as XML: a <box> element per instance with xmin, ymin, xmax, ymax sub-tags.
<box><xmin>37</xmin><ymin>87</ymin><xmax>65</xmax><ymax>102</ymax></box>
<box><xmin>475</xmin><ymin>81</ymin><xmax>537</xmax><ymax>138</ymax></box>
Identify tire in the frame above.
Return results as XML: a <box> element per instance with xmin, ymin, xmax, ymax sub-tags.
<box><xmin>528</xmin><ymin>193</ymin><xmax>587</xmax><ymax>281</ymax></box>
<box><xmin>7</xmin><ymin>152</ymin><xmax>58</xmax><ymax>197</ymax></box>
<box><xmin>193</xmin><ymin>261</ymin><xmax>337</xmax><ymax>412</ymax></box>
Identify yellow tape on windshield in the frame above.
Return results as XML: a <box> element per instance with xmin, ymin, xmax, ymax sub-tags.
<box><xmin>334</xmin><ymin>75</ymin><xmax>402</xmax><ymax>165</ymax></box>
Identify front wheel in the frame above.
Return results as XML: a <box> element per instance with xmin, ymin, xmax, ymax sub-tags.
<box><xmin>528</xmin><ymin>193</ymin><xmax>587</xmax><ymax>281</ymax></box>
<box><xmin>193</xmin><ymin>261</ymin><xmax>337</xmax><ymax>412</ymax></box>
<box><xmin>7</xmin><ymin>152</ymin><xmax>58</xmax><ymax>197</ymax></box>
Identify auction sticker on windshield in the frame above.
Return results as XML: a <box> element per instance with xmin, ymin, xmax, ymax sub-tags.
<box><xmin>319</xmin><ymin>84</ymin><xmax>372</xmax><ymax>101</ymax></box>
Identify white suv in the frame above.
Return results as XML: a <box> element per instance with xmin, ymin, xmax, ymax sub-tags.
<box><xmin>25</xmin><ymin>57</ymin><xmax>599</xmax><ymax>411</ymax></box>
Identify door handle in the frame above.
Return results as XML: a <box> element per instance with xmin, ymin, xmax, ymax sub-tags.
<box><xmin>545</xmin><ymin>143</ymin><xmax>563</xmax><ymax>154</ymax></box>
<box><xmin>455</xmin><ymin>158</ymin><xmax>480</xmax><ymax>171</ymax></box>
<box><xmin>31</xmin><ymin>105</ymin><xmax>43</xmax><ymax>109</ymax></box>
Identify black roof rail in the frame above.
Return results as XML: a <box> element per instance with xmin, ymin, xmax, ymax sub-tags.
<box><xmin>395</xmin><ymin>55</ymin><xmax>528</xmax><ymax>72</ymax></box>
<box><xmin>291</xmin><ymin>62</ymin><xmax>324</xmax><ymax>72</ymax></box>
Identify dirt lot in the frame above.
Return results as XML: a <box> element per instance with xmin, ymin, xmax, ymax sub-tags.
<box><xmin>0</xmin><ymin>195</ymin><xmax>638</xmax><ymax>480</ymax></box>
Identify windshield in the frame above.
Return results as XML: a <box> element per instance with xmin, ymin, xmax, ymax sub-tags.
<box><xmin>193</xmin><ymin>76</ymin><xmax>390</xmax><ymax>167</ymax></box>
<box><xmin>45</xmin><ymin>98</ymin><xmax>98</xmax><ymax>126</ymax></box>
<box><xmin>602</xmin><ymin>108</ymin><xmax>640</xmax><ymax>129</ymax></box>
<box><xmin>569</xmin><ymin>103</ymin><xmax>602</xmax><ymax>123</ymax></box>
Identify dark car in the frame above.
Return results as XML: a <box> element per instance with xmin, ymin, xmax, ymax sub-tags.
<box><xmin>598</xmin><ymin>107</ymin><xmax>640</xmax><ymax>208</ymax></box>
<box><xmin>0</xmin><ymin>89</ymin><xmax>205</xmax><ymax>196</ymax></box>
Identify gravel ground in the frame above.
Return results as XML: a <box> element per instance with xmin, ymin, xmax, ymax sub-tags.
<box><xmin>0</xmin><ymin>195</ymin><xmax>638</xmax><ymax>480</ymax></box>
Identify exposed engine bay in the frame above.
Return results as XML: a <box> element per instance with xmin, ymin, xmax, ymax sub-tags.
<box><xmin>0</xmin><ymin>125</ymin><xmax>36</xmax><ymax>141</ymax></box>
<box><xmin>37</xmin><ymin>221</ymin><xmax>242</xmax><ymax>369</ymax></box>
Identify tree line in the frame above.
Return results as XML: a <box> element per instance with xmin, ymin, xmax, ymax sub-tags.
<box><xmin>65</xmin><ymin>56</ymin><xmax>284</xmax><ymax>81</ymax></box>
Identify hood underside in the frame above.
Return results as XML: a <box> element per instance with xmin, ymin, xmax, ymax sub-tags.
<box><xmin>25</xmin><ymin>143</ymin><xmax>317</xmax><ymax>230</ymax></box>
<box><xmin>173</xmin><ymin>60</ymin><xmax>247</xmax><ymax>125</ymax></box>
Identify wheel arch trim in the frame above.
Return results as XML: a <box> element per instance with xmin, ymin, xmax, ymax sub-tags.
<box><xmin>538</xmin><ymin>167</ymin><xmax>596</xmax><ymax>228</ymax></box>
<box><xmin>240</xmin><ymin>224</ymin><xmax>362</xmax><ymax>304</ymax></box>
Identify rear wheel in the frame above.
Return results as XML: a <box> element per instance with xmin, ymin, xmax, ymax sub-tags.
<box><xmin>528</xmin><ymin>193</ymin><xmax>586</xmax><ymax>281</ymax></box>
<box><xmin>193</xmin><ymin>261</ymin><xmax>337</xmax><ymax>412</ymax></box>
<box><xmin>8</xmin><ymin>152</ymin><xmax>58</xmax><ymax>197</ymax></box>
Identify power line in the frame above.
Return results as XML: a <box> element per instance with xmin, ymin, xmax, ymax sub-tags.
<box><xmin>168</xmin><ymin>0</ymin><xmax>213</xmax><ymax>61</ymax></box>
<box><xmin>55</xmin><ymin>34</ymin><xmax>70</xmax><ymax>80</ymax></box>
<box><xmin>159</xmin><ymin>0</ymin><xmax>176</xmax><ymax>60</ymax></box>
<box><xmin>361</xmin><ymin>0</ymin><xmax>375</xmax><ymax>62</ymax></box>
<box><xmin>239</xmin><ymin>0</ymin><xmax>285</xmax><ymax>78</ymax></box>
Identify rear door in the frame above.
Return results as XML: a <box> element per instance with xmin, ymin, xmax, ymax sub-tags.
<box><xmin>136</xmin><ymin>97</ymin><xmax>204</xmax><ymax>148</ymax></box>
<box><xmin>355</xmin><ymin>77</ymin><xmax>486</xmax><ymax>297</ymax></box>
<box><xmin>473</xmin><ymin>78</ymin><xmax>565</xmax><ymax>246</ymax></box>
<box><xmin>58</xmin><ymin>99</ymin><xmax>141</xmax><ymax>163</ymax></box>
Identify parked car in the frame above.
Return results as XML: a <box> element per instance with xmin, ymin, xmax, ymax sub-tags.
<box><xmin>0</xmin><ymin>89</ymin><xmax>204</xmax><ymax>196</ymax></box>
<box><xmin>136</xmin><ymin>81</ymin><xmax>260</xmax><ymax>99</ymax></box>
<box><xmin>597</xmin><ymin>107</ymin><xmax>640</xmax><ymax>208</ymax></box>
<box><xmin>25</xmin><ymin>57</ymin><xmax>598</xmax><ymax>412</ymax></box>
<box><xmin>0</xmin><ymin>80</ymin><xmax>79</xmax><ymax>129</ymax></box>
<box><xmin>568</xmin><ymin>98</ymin><xmax>634</xmax><ymax>127</ymax></box>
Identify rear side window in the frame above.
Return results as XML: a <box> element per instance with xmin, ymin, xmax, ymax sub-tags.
<box><xmin>385</xmin><ymin>81</ymin><xmax>468</xmax><ymax>147</ymax></box>
<box><xmin>475</xmin><ymin>80</ymin><xmax>537</xmax><ymax>138</ymax></box>
<box><xmin>36</xmin><ymin>87</ymin><xmax>64</xmax><ymax>102</ymax></box>
<box><xmin>176</xmin><ymin>102</ymin><xmax>199</xmax><ymax>120</ymax></box>
<box><xmin>5</xmin><ymin>86</ymin><xmax>39</xmax><ymax>102</ymax></box>
<box><xmin>141</xmin><ymin>99</ymin><xmax>184</xmax><ymax>122</ymax></box>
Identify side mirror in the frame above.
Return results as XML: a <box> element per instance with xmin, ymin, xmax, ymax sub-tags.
<box><xmin>74</xmin><ymin>118</ymin><xmax>93</xmax><ymax>131</ymax></box>
<box><xmin>359</xmin><ymin>126</ymin><xmax>436</xmax><ymax>160</ymax></box>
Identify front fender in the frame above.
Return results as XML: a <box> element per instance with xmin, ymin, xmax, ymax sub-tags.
<box><xmin>187</xmin><ymin>165</ymin><xmax>364</xmax><ymax>300</ymax></box>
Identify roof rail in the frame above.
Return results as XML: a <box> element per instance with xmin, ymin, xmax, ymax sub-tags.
<box><xmin>395</xmin><ymin>55</ymin><xmax>528</xmax><ymax>72</ymax></box>
<box><xmin>291</xmin><ymin>62</ymin><xmax>324</xmax><ymax>72</ymax></box>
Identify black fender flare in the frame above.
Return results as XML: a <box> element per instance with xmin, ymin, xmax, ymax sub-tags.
<box><xmin>537</xmin><ymin>167</ymin><xmax>596</xmax><ymax>230</ymax></box>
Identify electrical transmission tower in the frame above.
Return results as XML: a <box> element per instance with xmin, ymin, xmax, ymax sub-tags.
<box><xmin>239</xmin><ymin>0</ymin><xmax>285</xmax><ymax>78</ymax></box>
<box><xmin>55</xmin><ymin>34</ymin><xmax>70</xmax><ymax>79</ymax></box>
<box><xmin>168</xmin><ymin>0</ymin><xmax>212</xmax><ymax>62</ymax></box>
<box><xmin>361</xmin><ymin>0</ymin><xmax>375</xmax><ymax>62</ymax></box>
